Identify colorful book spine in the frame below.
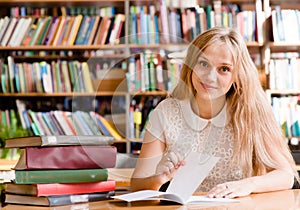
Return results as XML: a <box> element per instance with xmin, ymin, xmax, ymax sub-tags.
<box><xmin>15</xmin><ymin>169</ymin><xmax>108</xmax><ymax>184</ymax></box>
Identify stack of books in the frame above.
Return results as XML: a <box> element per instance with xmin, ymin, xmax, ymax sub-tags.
<box><xmin>3</xmin><ymin>135</ymin><xmax>117</xmax><ymax>207</ymax></box>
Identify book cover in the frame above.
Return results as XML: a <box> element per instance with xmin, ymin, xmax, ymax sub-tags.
<box><xmin>5</xmin><ymin>135</ymin><xmax>114</xmax><ymax>148</ymax></box>
<box><xmin>22</xmin><ymin>17</ymin><xmax>39</xmax><ymax>46</ymax></box>
<box><xmin>0</xmin><ymin>16</ymin><xmax>10</xmax><ymax>44</ymax></box>
<box><xmin>7</xmin><ymin>17</ymin><xmax>26</xmax><ymax>46</ymax></box>
<box><xmin>28</xmin><ymin>110</ymin><xmax>45</xmax><ymax>136</ymax></box>
<box><xmin>35</xmin><ymin>112</ymin><xmax>52</xmax><ymax>135</ymax></box>
<box><xmin>61</xmin><ymin>111</ymin><xmax>78</xmax><ymax>135</ymax></box>
<box><xmin>87</xmin><ymin>15</ymin><xmax>101</xmax><ymax>45</ymax></box>
<box><xmin>7</xmin><ymin>55</ymin><xmax>15</xmax><ymax>93</ymax></box>
<box><xmin>82</xmin><ymin>16</ymin><xmax>96</xmax><ymax>45</ymax></box>
<box><xmin>28</xmin><ymin>17</ymin><xmax>46</xmax><ymax>46</ymax></box>
<box><xmin>4</xmin><ymin>191</ymin><xmax>115</xmax><ymax>206</ymax></box>
<box><xmin>81</xmin><ymin>62</ymin><xmax>94</xmax><ymax>93</ymax></box>
<box><xmin>72</xmin><ymin>111</ymin><xmax>94</xmax><ymax>135</ymax></box>
<box><xmin>52</xmin><ymin>16</ymin><xmax>66</xmax><ymax>46</ymax></box>
<box><xmin>89</xmin><ymin>111</ymin><xmax>112</xmax><ymax>137</ymax></box>
<box><xmin>43</xmin><ymin>16</ymin><xmax>59</xmax><ymax>45</ymax></box>
<box><xmin>14</xmin><ymin>168</ymin><xmax>108</xmax><ymax>184</ymax></box>
<box><xmin>6</xmin><ymin>180</ymin><xmax>116</xmax><ymax>196</ymax></box>
<box><xmin>1</xmin><ymin>17</ymin><xmax>18</xmax><ymax>46</ymax></box>
<box><xmin>48</xmin><ymin>110</ymin><xmax>66</xmax><ymax>135</ymax></box>
<box><xmin>41</xmin><ymin>112</ymin><xmax>60</xmax><ymax>135</ymax></box>
<box><xmin>61</xmin><ymin>16</ymin><xmax>75</xmax><ymax>46</ymax></box>
<box><xmin>103</xmin><ymin>16</ymin><xmax>115</xmax><ymax>45</ymax></box>
<box><xmin>36</xmin><ymin>16</ymin><xmax>52</xmax><ymax>45</ymax></box>
<box><xmin>14</xmin><ymin>145</ymin><xmax>117</xmax><ymax>170</ymax></box>
<box><xmin>52</xmin><ymin>110</ymin><xmax>74</xmax><ymax>135</ymax></box>
<box><xmin>75</xmin><ymin>15</ymin><xmax>90</xmax><ymax>45</ymax></box>
<box><xmin>99</xmin><ymin>17</ymin><xmax>112</xmax><ymax>45</ymax></box>
<box><xmin>68</xmin><ymin>14</ymin><xmax>83</xmax><ymax>45</ymax></box>
<box><xmin>96</xmin><ymin>114</ymin><xmax>123</xmax><ymax>140</ymax></box>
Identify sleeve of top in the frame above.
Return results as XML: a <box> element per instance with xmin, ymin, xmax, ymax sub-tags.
<box><xmin>145</xmin><ymin>101</ymin><xmax>166</xmax><ymax>142</ymax></box>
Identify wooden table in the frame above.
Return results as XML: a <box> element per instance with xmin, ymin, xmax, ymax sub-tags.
<box><xmin>2</xmin><ymin>189</ymin><xmax>300</xmax><ymax>209</ymax></box>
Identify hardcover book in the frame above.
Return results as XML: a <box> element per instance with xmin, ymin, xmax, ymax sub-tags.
<box><xmin>5</xmin><ymin>180</ymin><xmax>116</xmax><ymax>196</ymax></box>
<box><xmin>14</xmin><ymin>145</ymin><xmax>117</xmax><ymax>169</ymax></box>
<box><xmin>14</xmin><ymin>168</ymin><xmax>108</xmax><ymax>184</ymax></box>
<box><xmin>4</xmin><ymin>191</ymin><xmax>115</xmax><ymax>206</ymax></box>
<box><xmin>5</xmin><ymin>135</ymin><xmax>114</xmax><ymax>148</ymax></box>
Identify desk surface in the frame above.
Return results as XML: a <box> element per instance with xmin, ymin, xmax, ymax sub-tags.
<box><xmin>2</xmin><ymin>189</ymin><xmax>300</xmax><ymax>209</ymax></box>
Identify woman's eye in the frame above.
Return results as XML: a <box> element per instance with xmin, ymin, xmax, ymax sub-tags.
<box><xmin>220</xmin><ymin>66</ymin><xmax>230</xmax><ymax>72</ymax></box>
<box><xmin>199</xmin><ymin>61</ymin><xmax>209</xmax><ymax>68</ymax></box>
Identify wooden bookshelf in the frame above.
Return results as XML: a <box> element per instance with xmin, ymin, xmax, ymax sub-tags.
<box><xmin>0</xmin><ymin>0</ymin><xmax>298</xmax><ymax>155</ymax></box>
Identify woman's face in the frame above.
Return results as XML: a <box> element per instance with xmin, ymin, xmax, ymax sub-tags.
<box><xmin>191</xmin><ymin>43</ymin><xmax>235</xmax><ymax>101</ymax></box>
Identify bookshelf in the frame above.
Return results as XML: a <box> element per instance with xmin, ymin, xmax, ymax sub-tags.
<box><xmin>263</xmin><ymin>0</ymin><xmax>300</xmax><ymax>150</ymax></box>
<box><xmin>0</xmin><ymin>0</ymin><xmax>299</xmax><ymax>155</ymax></box>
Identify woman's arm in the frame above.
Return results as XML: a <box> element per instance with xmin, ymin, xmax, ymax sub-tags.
<box><xmin>130</xmin><ymin>131</ymin><xmax>183</xmax><ymax>191</ymax></box>
<box><xmin>207</xmin><ymin>166</ymin><xmax>294</xmax><ymax>198</ymax></box>
<box><xmin>130</xmin><ymin>131</ymin><xmax>166</xmax><ymax>191</ymax></box>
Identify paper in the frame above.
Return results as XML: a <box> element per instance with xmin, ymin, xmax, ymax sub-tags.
<box><xmin>113</xmin><ymin>152</ymin><xmax>227</xmax><ymax>205</ymax></box>
<box><xmin>112</xmin><ymin>190</ymin><xmax>238</xmax><ymax>204</ymax></box>
<box><xmin>166</xmin><ymin>152</ymin><xmax>220</xmax><ymax>203</ymax></box>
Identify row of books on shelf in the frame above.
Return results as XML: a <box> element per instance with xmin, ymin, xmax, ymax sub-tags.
<box><xmin>0</xmin><ymin>12</ymin><xmax>125</xmax><ymax>47</ymax></box>
<box><xmin>128</xmin><ymin>2</ymin><xmax>263</xmax><ymax>44</ymax></box>
<box><xmin>0</xmin><ymin>1</ymin><xmax>265</xmax><ymax>47</ymax></box>
<box><xmin>3</xmin><ymin>100</ymin><xmax>124</xmax><ymax>140</ymax></box>
<box><xmin>9</xmin><ymin>6</ymin><xmax>116</xmax><ymax>17</ymax></box>
<box><xmin>126</xmin><ymin>51</ymin><xmax>182</xmax><ymax>92</ymax></box>
<box><xmin>268</xmin><ymin>56</ymin><xmax>300</xmax><ymax>91</ymax></box>
<box><xmin>271</xmin><ymin>96</ymin><xmax>300</xmax><ymax>138</ymax></box>
<box><xmin>270</xmin><ymin>6</ymin><xmax>300</xmax><ymax>43</ymax></box>
<box><xmin>0</xmin><ymin>57</ymin><xmax>95</xmax><ymax>94</ymax></box>
<box><xmin>0</xmin><ymin>52</ymin><xmax>183</xmax><ymax>94</ymax></box>
<box><xmin>3</xmin><ymin>135</ymin><xmax>118</xmax><ymax>206</ymax></box>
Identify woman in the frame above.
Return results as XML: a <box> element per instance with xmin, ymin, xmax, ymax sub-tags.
<box><xmin>130</xmin><ymin>26</ymin><xmax>299</xmax><ymax>198</ymax></box>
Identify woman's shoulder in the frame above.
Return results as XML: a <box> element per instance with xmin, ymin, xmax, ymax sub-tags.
<box><xmin>156</xmin><ymin>97</ymin><xmax>182</xmax><ymax>109</ymax></box>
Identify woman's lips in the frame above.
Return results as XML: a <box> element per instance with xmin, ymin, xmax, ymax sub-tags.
<box><xmin>200</xmin><ymin>82</ymin><xmax>217</xmax><ymax>90</ymax></box>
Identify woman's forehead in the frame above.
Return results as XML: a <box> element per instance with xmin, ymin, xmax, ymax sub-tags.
<box><xmin>199</xmin><ymin>44</ymin><xmax>234</xmax><ymax>65</ymax></box>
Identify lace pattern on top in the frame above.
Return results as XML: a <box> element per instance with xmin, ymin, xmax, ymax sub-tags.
<box><xmin>146</xmin><ymin>98</ymin><xmax>243</xmax><ymax>192</ymax></box>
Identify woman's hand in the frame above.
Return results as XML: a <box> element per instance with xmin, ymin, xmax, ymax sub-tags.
<box><xmin>206</xmin><ymin>179</ymin><xmax>255</xmax><ymax>198</ymax></box>
<box><xmin>155</xmin><ymin>151</ymin><xmax>184</xmax><ymax>183</ymax></box>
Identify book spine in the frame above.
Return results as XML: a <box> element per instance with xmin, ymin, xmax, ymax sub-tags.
<box><xmin>24</xmin><ymin>146</ymin><xmax>116</xmax><ymax>169</ymax></box>
<box><xmin>15</xmin><ymin>169</ymin><xmax>108</xmax><ymax>184</ymax></box>
<box><xmin>37</xmin><ymin>180</ymin><xmax>116</xmax><ymax>196</ymax></box>
<box><xmin>48</xmin><ymin>191</ymin><xmax>115</xmax><ymax>206</ymax></box>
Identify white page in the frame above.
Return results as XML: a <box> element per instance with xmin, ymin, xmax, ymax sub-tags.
<box><xmin>112</xmin><ymin>190</ymin><xmax>164</xmax><ymax>202</ymax></box>
<box><xmin>166</xmin><ymin>152</ymin><xmax>220</xmax><ymax>203</ymax></box>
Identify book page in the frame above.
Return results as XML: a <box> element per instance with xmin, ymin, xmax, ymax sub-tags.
<box><xmin>166</xmin><ymin>152</ymin><xmax>220</xmax><ymax>203</ymax></box>
<box><xmin>112</xmin><ymin>190</ymin><xmax>164</xmax><ymax>202</ymax></box>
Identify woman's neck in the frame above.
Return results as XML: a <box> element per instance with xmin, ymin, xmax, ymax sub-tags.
<box><xmin>191</xmin><ymin>96</ymin><xmax>226</xmax><ymax>119</ymax></box>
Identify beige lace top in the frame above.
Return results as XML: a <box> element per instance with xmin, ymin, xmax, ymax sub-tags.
<box><xmin>145</xmin><ymin>98</ymin><xmax>243</xmax><ymax>192</ymax></box>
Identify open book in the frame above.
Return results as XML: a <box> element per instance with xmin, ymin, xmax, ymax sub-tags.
<box><xmin>113</xmin><ymin>190</ymin><xmax>238</xmax><ymax>204</ymax></box>
<box><xmin>113</xmin><ymin>152</ymin><xmax>239</xmax><ymax>205</ymax></box>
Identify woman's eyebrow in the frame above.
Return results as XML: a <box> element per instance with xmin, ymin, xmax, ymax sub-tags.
<box><xmin>198</xmin><ymin>54</ymin><xmax>233</xmax><ymax>67</ymax></box>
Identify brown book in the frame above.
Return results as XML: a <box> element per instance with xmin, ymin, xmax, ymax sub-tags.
<box><xmin>14</xmin><ymin>145</ymin><xmax>117</xmax><ymax>170</ymax></box>
<box><xmin>5</xmin><ymin>135</ymin><xmax>114</xmax><ymax>148</ymax></box>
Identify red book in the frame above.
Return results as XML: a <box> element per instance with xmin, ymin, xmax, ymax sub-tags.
<box><xmin>5</xmin><ymin>180</ymin><xmax>116</xmax><ymax>196</ymax></box>
<box><xmin>14</xmin><ymin>145</ymin><xmax>117</xmax><ymax>170</ymax></box>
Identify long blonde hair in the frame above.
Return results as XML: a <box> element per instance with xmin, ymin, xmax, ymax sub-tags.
<box><xmin>172</xmin><ymin>26</ymin><xmax>298</xmax><ymax>180</ymax></box>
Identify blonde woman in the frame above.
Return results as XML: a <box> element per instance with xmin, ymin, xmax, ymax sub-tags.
<box><xmin>130</xmin><ymin>26</ymin><xmax>299</xmax><ymax>198</ymax></box>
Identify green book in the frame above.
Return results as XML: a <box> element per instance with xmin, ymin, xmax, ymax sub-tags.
<box><xmin>14</xmin><ymin>169</ymin><xmax>108</xmax><ymax>184</ymax></box>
